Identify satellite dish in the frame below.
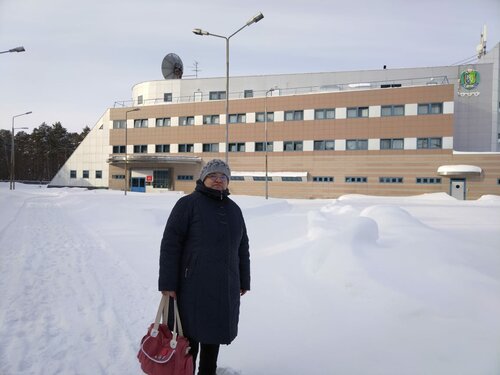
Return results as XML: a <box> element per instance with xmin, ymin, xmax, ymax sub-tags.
<box><xmin>161</xmin><ymin>53</ymin><xmax>184</xmax><ymax>79</ymax></box>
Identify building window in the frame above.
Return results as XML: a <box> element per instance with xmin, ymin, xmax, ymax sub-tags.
<box><xmin>179</xmin><ymin>116</ymin><xmax>194</xmax><ymax>126</ymax></box>
<box><xmin>282</xmin><ymin>177</ymin><xmax>302</xmax><ymax>182</ymax></box>
<box><xmin>137</xmin><ymin>95</ymin><xmax>143</xmax><ymax>105</ymax></box>
<box><xmin>95</xmin><ymin>170</ymin><xmax>102</xmax><ymax>179</ymax></box>
<box><xmin>134</xmin><ymin>145</ymin><xmax>148</xmax><ymax>153</ymax></box>
<box><xmin>381</xmin><ymin>105</ymin><xmax>405</xmax><ymax>116</ymax></box>
<box><xmin>228</xmin><ymin>143</ymin><xmax>245</xmax><ymax>152</ymax></box>
<box><xmin>418</xmin><ymin>103</ymin><xmax>443</xmax><ymax>115</ymax></box>
<box><xmin>314</xmin><ymin>108</ymin><xmax>335</xmax><ymax>120</ymax></box>
<box><xmin>203</xmin><ymin>143</ymin><xmax>219</xmax><ymax>152</ymax></box>
<box><xmin>155</xmin><ymin>144</ymin><xmax>170</xmax><ymax>153</ymax></box>
<box><xmin>178</xmin><ymin>144</ymin><xmax>194</xmax><ymax>153</ymax></box>
<box><xmin>255</xmin><ymin>142</ymin><xmax>273</xmax><ymax>152</ymax></box>
<box><xmin>416</xmin><ymin>177</ymin><xmax>442</xmax><ymax>184</ymax></box>
<box><xmin>313</xmin><ymin>176</ymin><xmax>334</xmax><ymax>182</ymax></box>
<box><xmin>113</xmin><ymin>120</ymin><xmax>126</xmax><ymax>129</ymax></box>
<box><xmin>346</xmin><ymin>139</ymin><xmax>368</xmax><ymax>150</ymax></box>
<box><xmin>134</xmin><ymin>119</ymin><xmax>148</xmax><ymax>128</ymax></box>
<box><xmin>82</xmin><ymin>170</ymin><xmax>89</xmax><ymax>179</ymax></box>
<box><xmin>209</xmin><ymin>91</ymin><xmax>226</xmax><ymax>100</ymax></box>
<box><xmin>244</xmin><ymin>90</ymin><xmax>253</xmax><ymax>98</ymax></box>
<box><xmin>255</xmin><ymin>112</ymin><xmax>274</xmax><ymax>122</ymax></box>
<box><xmin>177</xmin><ymin>175</ymin><xmax>194</xmax><ymax>181</ymax></box>
<box><xmin>203</xmin><ymin>115</ymin><xmax>220</xmax><ymax>125</ymax></box>
<box><xmin>417</xmin><ymin>137</ymin><xmax>442</xmax><ymax>149</ymax></box>
<box><xmin>284</xmin><ymin>110</ymin><xmax>304</xmax><ymax>121</ymax></box>
<box><xmin>379</xmin><ymin>177</ymin><xmax>403</xmax><ymax>183</ymax></box>
<box><xmin>70</xmin><ymin>170</ymin><xmax>77</xmax><ymax>179</ymax></box>
<box><xmin>345</xmin><ymin>176</ymin><xmax>367</xmax><ymax>183</ymax></box>
<box><xmin>380</xmin><ymin>138</ymin><xmax>404</xmax><ymax>150</ymax></box>
<box><xmin>497</xmin><ymin>178</ymin><xmax>500</xmax><ymax>185</ymax></box>
<box><xmin>228</xmin><ymin>113</ymin><xmax>246</xmax><ymax>124</ymax></box>
<box><xmin>284</xmin><ymin>141</ymin><xmax>303</xmax><ymax>151</ymax></box>
<box><xmin>112</xmin><ymin>145</ymin><xmax>126</xmax><ymax>154</ymax></box>
<box><xmin>156</xmin><ymin>118</ymin><xmax>171</xmax><ymax>127</ymax></box>
<box><xmin>164</xmin><ymin>93</ymin><xmax>173</xmax><ymax>102</ymax></box>
<box><xmin>381</xmin><ymin>83</ymin><xmax>402</xmax><ymax>88</ymax></box>
<box><xmin>231</xmin><ymin>176</ymin><xmax>245</xmax><ymax>181</ymax></box>
<box><xmin>347</xmin><ymin>107</ymin><xmax>369</xmax><ymax>118</ymax></box>
<box><xmin>253</xmin><ymin>176</ymin><xmax>272</xmax><ymax>181</ymax></box>
<box><xmin>153</xmin><ymin>170</ymin><xmax>170</xmax><ymax>188</ymax></box>
<box><xmin>314</xmin><ymin>140</ymin><xmax>335</xmax><ymax>151</ymax></box>
<box><xmin>112</xmin><ymin>174</ymin><xmax>125</xmax><ymax>180</ymax></box>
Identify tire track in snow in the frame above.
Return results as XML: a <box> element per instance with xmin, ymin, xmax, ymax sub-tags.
<box><xmin>0</xmin><ymin>194</ymin><xmax>141</xmax><ymax>374</ymax></box>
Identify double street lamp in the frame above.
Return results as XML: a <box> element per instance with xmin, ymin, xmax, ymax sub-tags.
<box><xmin>124</xmin><ymin>108</ymin><xmax>140</xmax><ymax>195</ymax></box>
<box><xmin>0</xmin><ymin>46</ymin><xmax>25</xmax><ymax>54</ymax></box>
<box><xmin>193</xmin><ymin>12</ymin><xmax>264</xmax><ymax>163</ymax></box>
<box><xmin>10</xmin><ymin>111</ymin><xmax>32</xmax><ymax>190</ymax></box>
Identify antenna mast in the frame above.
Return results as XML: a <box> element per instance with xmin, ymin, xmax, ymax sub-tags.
<box><xmin>476</xmin><ymin>24</ymin><xmax>487</xmax><ymax>59</ymax></box>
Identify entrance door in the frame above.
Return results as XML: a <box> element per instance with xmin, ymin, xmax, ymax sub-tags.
<box><xmin>131</xmin><ymin>177</ymin><xmax>146</xmax><ymax>193</ymax></box>
<box><xmin>450</xmin><ymin>179</ymin><xmax>466</xmax><ymax>200</ymax></box>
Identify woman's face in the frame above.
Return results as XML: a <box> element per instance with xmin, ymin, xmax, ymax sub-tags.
<box><xmin>203</xmin><ymin>173</ymin><xmax>229</xmax><ymax>191</ymax></box>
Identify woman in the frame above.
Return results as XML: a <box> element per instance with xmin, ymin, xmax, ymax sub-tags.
<box><xmin>159</xmin><ymin>159</ymin><xmax>250</xmax><ymax>375</ymax></box>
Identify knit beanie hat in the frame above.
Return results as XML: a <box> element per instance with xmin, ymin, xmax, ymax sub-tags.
<box><xmin>199</xmin><ymin>159</ymin><xmax>231</xmax><ymax>182</ymax></box>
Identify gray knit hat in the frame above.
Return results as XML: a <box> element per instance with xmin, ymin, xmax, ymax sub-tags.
<box><xmin>199</xmin><ymin>159</ymin><xmax>231</xmax><ymax>182</ymax></box>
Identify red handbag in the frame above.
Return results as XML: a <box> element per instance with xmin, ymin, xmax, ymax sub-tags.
<box><xmin>137</xmin><ymin>295</ymin><xmax>194</xmax><ymax>375</ymax></box>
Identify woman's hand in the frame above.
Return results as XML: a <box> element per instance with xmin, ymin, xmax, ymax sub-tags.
<box><xmin>161</xmin><ymin>290</ymin><xmax>177</xmax><ymax>298</ymax></box>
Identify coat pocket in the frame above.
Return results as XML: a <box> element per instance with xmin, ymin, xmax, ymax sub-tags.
<box><xmin>183</xmin><ymin>253</ymin><xmax>198</xmax><ymax>279</ymax></box>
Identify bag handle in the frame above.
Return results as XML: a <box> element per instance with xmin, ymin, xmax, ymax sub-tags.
<box><xmin>151</xmin><ymin>295</ymin><xmax>185</xmax><ymax>339</ymax></box>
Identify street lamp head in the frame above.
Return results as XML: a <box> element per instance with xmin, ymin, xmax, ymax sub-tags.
<box><xmin>10</xmin><ymin>46</ymin><xmax>25</xmax><ymax>53</ymax></box>
<box><xmin>193</xmin><ymin>28</ymin><xmax>209</xmax><ymax>36</ymax></box>
<box><xmin>246</xmin><ymin>12</ymin><xmax>264</xmax><ymax>26</ymax></box>
<box><xmin>25</xmin><ymin>111</ymin><xmax>32</xmax><ymax>115</ymax></box>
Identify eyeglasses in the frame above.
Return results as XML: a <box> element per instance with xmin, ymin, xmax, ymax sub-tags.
<box><xmin>206</xmin><ymin>173</ymin><xmax>228</xmax><ymax>181</ymax></box>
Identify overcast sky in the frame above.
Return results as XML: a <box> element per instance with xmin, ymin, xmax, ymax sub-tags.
<box><xmin>1</xmin><ymin>0</ymin><xmax>499</xmax><ymax>133</ymax></box>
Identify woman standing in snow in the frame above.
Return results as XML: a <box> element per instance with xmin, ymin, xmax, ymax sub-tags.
<box><xmin>159</xmin><ymin>159</ymin><xmax>250</xmax><ymax>375</ymax></box>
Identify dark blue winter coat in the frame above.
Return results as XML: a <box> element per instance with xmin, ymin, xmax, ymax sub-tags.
<box><xmin>158</xmin><ymin>180</ymin><xmax>250</xmax><ymax>345</ymax></box>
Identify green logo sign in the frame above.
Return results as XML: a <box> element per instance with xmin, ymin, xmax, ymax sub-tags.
<box><xmin>460</xmin><ymin>69</ymin><xmax>480</xmax><ymax>90</ymax></box>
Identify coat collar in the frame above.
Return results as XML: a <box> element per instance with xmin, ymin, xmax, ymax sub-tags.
<box><xmin>195</xmin><ymin>179</ymin><xmax>230</xmax><ymax>201</ymax></box>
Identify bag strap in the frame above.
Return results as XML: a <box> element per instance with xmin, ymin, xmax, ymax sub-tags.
<box><xmin>151</xmin><ymin>295</ymin><xmax>186</xmax><ymax>338</ymax></box>
<box><xmin>151</xmin><ymin>295</ymin><xmax>169</xmax><ymax>337</ymax></box>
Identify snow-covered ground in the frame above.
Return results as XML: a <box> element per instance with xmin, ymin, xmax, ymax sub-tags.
<box><xmin>0</xmin><ymin>183</ymin><xmax>499</xmax><ymax>375</ymax></box>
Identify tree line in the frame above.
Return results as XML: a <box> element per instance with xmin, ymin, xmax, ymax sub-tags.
<box><xmin>0</xmin><ymin>122</ymin><xmax>90</xmax><ymax>182</ymax></box>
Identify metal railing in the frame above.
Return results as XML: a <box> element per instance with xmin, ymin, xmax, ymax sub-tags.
<box><xmin>113</xmin><ymin>75</ymin><xmax>450</xmax><ymax>108</ymax></box>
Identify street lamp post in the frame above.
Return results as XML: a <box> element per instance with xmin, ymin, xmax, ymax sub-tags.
<box><xmin>0</xmin><ymin>46</ymin><xmax>25</xmax><ymax>54</ymax></box>
<box><xmin>193</xmin><ymin>12</ymin><xmax>264</xmax><ymax>163</ymax></box>
<box><xmin>124</xmin><ymin>108</ymin><xmax>140</xmax><ymax>195</ymax></box>
<box><xmin>10</xmin><ymin>111</ymin><xmax>32</xmax><ymax>190</ymax></box>
<box><xmin>264</xmin><ymin>88</ymin><xmax>274</xmax><ymax>200</ymax></box>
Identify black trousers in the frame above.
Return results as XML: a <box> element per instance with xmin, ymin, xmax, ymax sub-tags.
<box><xmin>188</xmin><ymin>338</ymin><xmax>220</xmax><ymax>375</ymax></box>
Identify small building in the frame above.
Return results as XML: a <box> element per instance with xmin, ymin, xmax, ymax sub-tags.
<box><xmin>49</xmin><ymin>43</ymin><xmax>500</xmax><ymax>199</ymax></box>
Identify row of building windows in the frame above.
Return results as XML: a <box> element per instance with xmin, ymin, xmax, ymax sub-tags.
<box><xmin>113</xmin><ymin>102</ymin><xmax>445</xmax><ymax>129</ymax></box>
<box><xmin>80</xmin><ymin>172</ymin><xmax>500</xmax><ymax>186</ymax></box>
<box><xmin>70</xmin><ymin>170</ymin><xmax>103</xmax><ymax>179</ymax></box>
<box><xmin>112</xmin><ymin>137</ymin><xmax>444</xmax><ymax>154</ymax></box>
<box><xmin>173</xmin><ymin>175</ymin><xmax>444</xmax><ymax>184</ymax></box>
<box><xmin>161</xmin><ymin>90</ymin><xmax>255</xmax><ymax>103</ymax></box>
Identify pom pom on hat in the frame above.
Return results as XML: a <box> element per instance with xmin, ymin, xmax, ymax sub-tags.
<box><xmin>199</xmin><ymin>159</ymin><xmax>231</xmax><ymax>182</ymax></box>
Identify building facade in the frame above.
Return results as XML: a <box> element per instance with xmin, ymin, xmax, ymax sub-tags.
<box><xmin>49</xmin><ymin>43</ymin><xmax>500</xmax><ymax>199</ymax></box>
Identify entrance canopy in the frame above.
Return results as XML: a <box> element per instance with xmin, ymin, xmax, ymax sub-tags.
<box><xmin>437</xmin><ymin>165</ymin><xmax>482</xmax><ymax>176</ymax></box>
